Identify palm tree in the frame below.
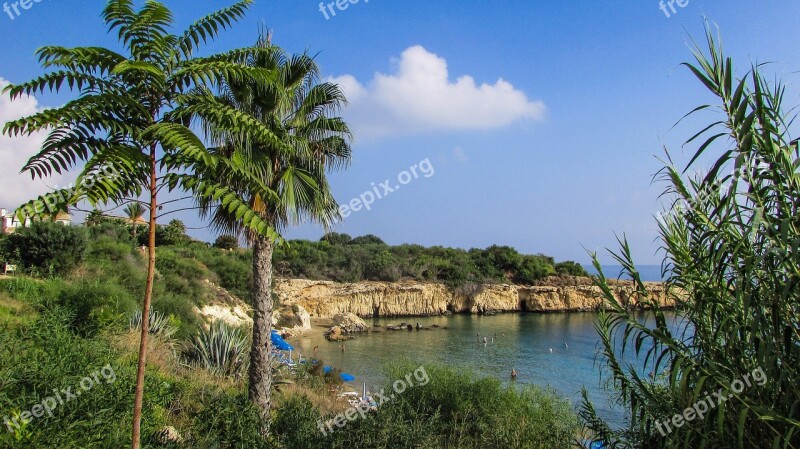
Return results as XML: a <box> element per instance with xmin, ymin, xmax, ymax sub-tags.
<box><xmin>3</xmin><ymin>2</ymin><xmax>284</xmax><ymax>447</ymax></box>
<box><xmin>124</xmin><ymin>202</ymin><xmax>145</xmax><ymax>239</ymax></box>
<box><xmin>199</xmin><ymin>35</ymin><xmax>352</xmax><ymax>420</ymax></box>
<box><xmin>85</xmin><ymin>209</ymin><xmax>107</xmax><ymax>227</ymax></box>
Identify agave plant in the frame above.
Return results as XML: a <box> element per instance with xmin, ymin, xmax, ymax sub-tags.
<box><xmin>184</xmin><ymin>321</ymin><xmax>249</xmax><ymax>378</ymax></box>
<box><xmin>129</xmin><ymin>307</ymin><xmax>177</xmax><ymax>339</ymax></box>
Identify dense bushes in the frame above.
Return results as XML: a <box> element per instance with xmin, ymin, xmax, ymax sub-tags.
<box><xmin>274</xmin><ymin>238</ymin><xmax>586</xmax><ymax>286</ymax></box>
<box><xmin>268</xmin><ymin>363</ymin><xmax>578</xmax><ymax>449</ymax></box>
<box><xmin>0</xmin><ymin>307</ymin><xmax>174</xmax><ymax>448</ymax></box>
<box><xmin>2</xmin><ymin>221</ymin><xmax>87</xmax><ymax>276</ymax></box>
<box><xmin>213</xmin><ymin>235</ymin><xmax>239</xmax><ymax>250</ymax></box>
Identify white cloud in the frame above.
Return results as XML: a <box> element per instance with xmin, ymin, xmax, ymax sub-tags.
<box><xmin>0</xmin><ymin>77</ymin><xmax>69</xmax><ymax>212</ymax></box>
<box><xmin>329</xmin><ymin>46</ymin><xmax>546</xmax><ymax>141</ymax></box>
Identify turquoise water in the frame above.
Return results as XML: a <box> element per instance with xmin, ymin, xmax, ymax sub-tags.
<box><xmin>289</xmin><ymin>312</ymin><xmax>676</xmax><ymax>427</ymax></box>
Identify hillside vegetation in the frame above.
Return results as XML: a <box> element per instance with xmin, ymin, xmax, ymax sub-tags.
<box><xmin>275</xmin><ymin>232</ymin><xmax>588</xmax><ymax>286</ymax></box>
<box><xmin>0</xmin><ymin>220</ymin><xmax>579</xmax><ymax>448</ymax></box>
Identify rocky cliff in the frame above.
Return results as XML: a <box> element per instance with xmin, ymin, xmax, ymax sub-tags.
<box><xmin>273</xmin><ymin>277</ymin><xmax>674</xmax><ymax>319</ymax></box>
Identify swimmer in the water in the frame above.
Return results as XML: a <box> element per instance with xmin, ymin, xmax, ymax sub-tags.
<box><xmin>511</xmin><ymin>368</ymin><xmax>517</xmax><ymax>380</ymax></box>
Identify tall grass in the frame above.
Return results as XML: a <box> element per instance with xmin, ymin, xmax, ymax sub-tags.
<box><xmin>579</xmin><ymin>25</ymin><xmax>800</xmax><ymax>449</ymax></box>
<box><xmin>270</xmin><ymin>362</ymin><xmax>578</xmax><ymax>449</ymax></box>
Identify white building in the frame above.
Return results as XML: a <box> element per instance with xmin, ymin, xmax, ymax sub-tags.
<box><xmin>0</xmin><ymin>208</ymin><xmax>70</xmax><ymax>234</ymax></box>
<box><xmin>0</xmin><ymin>208</ymin><xmax>31</xmax><ymax>234</ymax></box>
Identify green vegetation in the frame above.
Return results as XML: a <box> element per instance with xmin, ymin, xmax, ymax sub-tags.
<box><xmin>183</xmin><ymin>321</ymin><xmax>249</xmax><ymax>378</ymax></box>
<box><xmin>0</xmin><ymin>298</ymin><xmax>579</xmax><ymax>448</ymax></box>
<box><xmin>213</xmin><ymin>235</ymin><xmax>239</xmax><ymax>251</ymax></box>
<box><xmin>580</xmin><ymin>28</ymin><xmax>800</xmax><ymax>448</ymax></box>
<box><xmin>3</xmin><ymin>0</ymin><xmax>289</xmax><ymax>444</ymax></box>
<box><xmin>0</xmin><ymin>227</ymin><xmax>579</xmax><ymax>447</ymax></box>
<box><xmin>274</xmin><ymin>234</ymin><xmax>587</xmax><ymax>285</ymax></box>
<box><xmin>1</xmin><ymin>221</ymin><xmax>88</xmax><ymax>276</ymax></box>
<box><xmin>272</xmin><ymin>363</ymin><xmax>578</xmax><ymax>449</ymax></box>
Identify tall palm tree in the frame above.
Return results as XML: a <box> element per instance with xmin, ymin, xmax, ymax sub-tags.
<box><xmin>3</xmin><ymin>2</ymin><xmax>284</xmax><ymax>447</ymax></box>
<box><xmin>124</xmin><ymin>202</ymin><xmax>145</xmax><ymax>239</ymax></box>
<box><xmin>199</xmin><ymin>35</ymin><xmax>352</xmax><ymax>420</ymax></box>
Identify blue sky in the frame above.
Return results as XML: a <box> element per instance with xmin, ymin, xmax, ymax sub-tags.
<box><xmin>1</xmin><ymin>0</ymin><xmax>799</xmax><ymax>264</ymax></box>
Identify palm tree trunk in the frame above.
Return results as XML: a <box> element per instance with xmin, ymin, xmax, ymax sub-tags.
<box><xmin>131</xmin><ymin>145</ymin><xmax>157</xmax><ymax>449</ymax></box>
<box><xmin>249</xmin><ymin>233</ymin><xmax>274</xmax><ymax>425</ymax></box>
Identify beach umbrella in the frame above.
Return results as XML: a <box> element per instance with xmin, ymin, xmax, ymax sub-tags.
<box><xmin>270</xmin><ymin>330</ymin><xmax>294</xmax><ymax>351</ymax></box>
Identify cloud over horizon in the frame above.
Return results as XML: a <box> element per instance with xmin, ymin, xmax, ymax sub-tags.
<box><xmin>0</xmin><ymin>77</ymin><xmax>68</xmax><ymax>212</ymax></box>
<box><xmin>329</xmin><ymin>46</ymin><xmax>546</xmax><ymax>141</ymax></box>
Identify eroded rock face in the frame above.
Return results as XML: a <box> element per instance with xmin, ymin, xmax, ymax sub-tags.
<box><xmin>274</xmin><ymin>278</ymin><xmax>674</xmax><ymax>319</ymax></box>
<box><xmin>292</xmin><ymin>305</ymin><xmax>312</xmax><ymax>330</ymax></box>
<box><xmin>332</xmin><ymin>312</ymin><xmax>369</xmax><ymax>333</ymax></box>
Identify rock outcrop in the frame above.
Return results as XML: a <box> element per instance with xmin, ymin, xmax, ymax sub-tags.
<box><xmin>274</xmin><ymin>277</ymin><xmax>674</xmax><ymax>319</ymax></box>
<box><xmin>331</xmin><ymin>312</ymin><xmax>369</xmax><ymax>333</ymax></box>
<box><xmin>324</xmin><ymin>312</ymin><xmax>370</xmax><ymax>341</ymax></box>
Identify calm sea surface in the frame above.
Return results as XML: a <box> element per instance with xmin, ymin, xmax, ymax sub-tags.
<box><xmin>289</xmin><ymin>309</ymin><xmax>680</xmax><ymax>428</ymax></box>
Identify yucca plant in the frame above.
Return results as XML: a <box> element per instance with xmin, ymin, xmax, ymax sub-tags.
<box><xmin>2</xmin><ymin>2</ymin><xmax>284</xmax><ymax>446</ymax></box>
<box><xmin>579</xmin><ymin>24</ymin><xmax>800</xmax><ymax>449</ymax></box>
<box><xmin>184</xmin><ymin>321</ymin><xmax>249</xmax><ymax>378</ymax></box>
<box><xmin>129</xmin><ymin>307</ymin><xmax>177</xmax><ymax>339</ymax></box>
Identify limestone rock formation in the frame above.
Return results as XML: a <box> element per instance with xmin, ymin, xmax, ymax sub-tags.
<box><xmin>331</xmin><ymin>312</ymin><xmax>369</xmax><ymax>333</ymax></box>
<box><xmin>274</xmin><ymin>278</ymin><xmax>674</xmax><ymax>319</ymax></box>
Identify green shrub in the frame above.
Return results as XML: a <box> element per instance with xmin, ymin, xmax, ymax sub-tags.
<box><xmin>57</xmin><ymin>280</ymin><xmax>138</xmax><ymax>334</ymax></box>
<box><xmin>271</xmin><ymin>395</ymin><xmax>324</xmax><ymax>448</ymax></box>
<box><xmin>269</xmin><ymin>363</ymin><xmax>578</xmax><ymax>449</ymax></box>
<box><xmin>554</xmin><ymin>261</ymin><xmax>588</xmax><ymax>277</ymax></box>
<box><xmin>87</xmin><ymin>220</ymin><xmax>135</xmax><ymax>243</ymax></box>
<box><xmin>213</xmin><ymin>235</ymin><xmax>239</xmax><ymax>250</ymax></box>
<box><xmin>2</xmin><ymin>221</ymin><xmax>88</xmax><ymax>276</ymax></box>
<box><xmin>0</xmin><ymin>307</ymin><xmax>174</xmax><ymax>448</ymax></box>
<box><xmin>191</xmin><ymin>390</ymin><xmax>269</xmax><ymax>448</ymax></box>
<box><xmin>151</xmin><ymin>293</ymin><xmax>201</xmax><ymax>337</ymax></box>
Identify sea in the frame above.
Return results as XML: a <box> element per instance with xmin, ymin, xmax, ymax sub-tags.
<box><xmin>288</xmin><ymin>265</ymin><xmax>677</xmax><ymax>429</ymax></box>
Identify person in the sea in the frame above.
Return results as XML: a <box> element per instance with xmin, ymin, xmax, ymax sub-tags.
<box><xmin>313</xmin><ymin>346</ymin><xmax>319</xmax><ymax>355</ymax></box>
<box><xmin>483</xmin><ymin>336</ymin><xmax>488</xmax><ymax>344</ymax></box>
<box><xmin>511</xmin><ymin>368</ymin><xmax>517</xmax><ymax>380</ymax></box>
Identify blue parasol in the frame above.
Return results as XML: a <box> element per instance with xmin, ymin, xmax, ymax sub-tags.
<box><xmin>270</xmin><ymin>330</ymin><xmax>294</xmax><ymax>351</ymax></box>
